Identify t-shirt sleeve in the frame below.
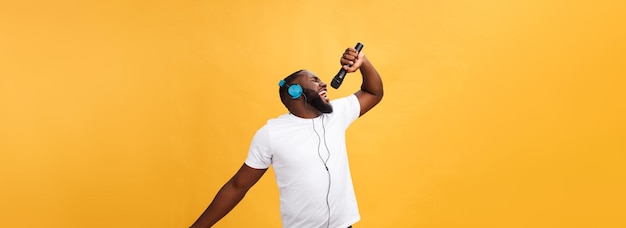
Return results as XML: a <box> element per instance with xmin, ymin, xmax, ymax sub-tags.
<box><xmin>244</xmin><ymin>125</ymin><xmax>272</xmax><ymax>169</ymax></box>
<box><xmin>332</xmin><ymin>94</ymin><xmax>361</xmax><ymax>129</ymax></box>
<box><xmin>345</xmin><ymin>94</ymin><xmax>361</xmax><ymax>124</ymax></box>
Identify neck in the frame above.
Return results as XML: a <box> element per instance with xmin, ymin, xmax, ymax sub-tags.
<box><xmin>287</xmin><ymin>102</ymin><xmax>322</xmax><ymax>119</ymax></box>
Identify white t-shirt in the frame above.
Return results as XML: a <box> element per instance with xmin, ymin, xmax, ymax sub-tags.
<box><xmin>245</xmin><ymin>94</ymin><xmax>361</xmax><ymax>228</ymax></box>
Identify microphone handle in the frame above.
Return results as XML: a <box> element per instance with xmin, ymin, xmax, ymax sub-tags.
<box><xmin>331</xmin><ymin>42</ymin><xmax>364</xmax><ymax>89</ymax></box>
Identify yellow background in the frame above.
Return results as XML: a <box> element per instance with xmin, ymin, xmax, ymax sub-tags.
<box><xmin>1</xmin><ymin>0</ymin><xmax>624</xmax><ymax>227</ymax></box>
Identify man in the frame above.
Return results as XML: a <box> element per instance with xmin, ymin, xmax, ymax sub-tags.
<box><xmin>191</xmin><ymin>45</ymin><xmax>383</xmax><ymax>228</ymax></box>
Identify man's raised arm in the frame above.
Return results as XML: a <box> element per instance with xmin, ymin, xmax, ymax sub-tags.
<box><xmin>340</xmin><ymin>47</ymin><xmax>384</xmax><ymax>116</ymax></box>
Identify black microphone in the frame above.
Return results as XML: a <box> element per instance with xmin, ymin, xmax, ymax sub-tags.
<box><xmin>330</xmin><ymin>42</ymin><xmax>364</xmax><ymax>89</ymax></box>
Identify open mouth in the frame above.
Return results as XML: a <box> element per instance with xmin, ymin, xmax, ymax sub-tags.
<box><xmin>319</xmin><ymin>90</ymin><xmax>329</xmax><ymax>102</ymax></box>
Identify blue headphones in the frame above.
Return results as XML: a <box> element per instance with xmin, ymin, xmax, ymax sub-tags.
<box><xmin>279</xmin><ymin>79</ymin><xmax>302</xmax><ymax>99</ymax></box>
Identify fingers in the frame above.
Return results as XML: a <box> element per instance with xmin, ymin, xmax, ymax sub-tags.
<box><xmin>339</xmin><ymin>48</ymin><xmax>359</xmax><ymax>66</ymax></box>
<box><xmin>339</xmin><ymin>47</ymin><xmax>364</xmax><ymax>72</ymax></box>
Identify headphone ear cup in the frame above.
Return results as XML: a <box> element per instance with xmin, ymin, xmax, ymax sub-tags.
<box><xmin>288</xmin><ymin>84</ymin><xmax>303</xmax><ymax>99</ymax></box>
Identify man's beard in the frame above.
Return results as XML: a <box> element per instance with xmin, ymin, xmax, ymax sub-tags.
<box><xmin>304</xmin><ymin>88</ymin><xmax>333</xmax><ymax>113</ymax></box>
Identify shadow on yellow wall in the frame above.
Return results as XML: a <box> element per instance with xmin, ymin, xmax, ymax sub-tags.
<box><xmin>1</xmin><ymin>0</ymin><xmax>624</xmax><ymax>227</ymax></box>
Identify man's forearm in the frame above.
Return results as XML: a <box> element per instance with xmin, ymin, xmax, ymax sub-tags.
<box><xmin>190</xmin><ymin>182</ymin><xmax>247</xmax><ymax>228</ymax></box>
<box><xmin>359</xmin><ymin>57</ymin><xmax>384</xmax><ymax>98</ymax></box>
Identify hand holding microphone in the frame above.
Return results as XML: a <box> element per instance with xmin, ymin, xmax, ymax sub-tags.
<box><xmin>331</xmin><ymin>43</ymin><xmax>364</xmax><ymax>89</ymax></box>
